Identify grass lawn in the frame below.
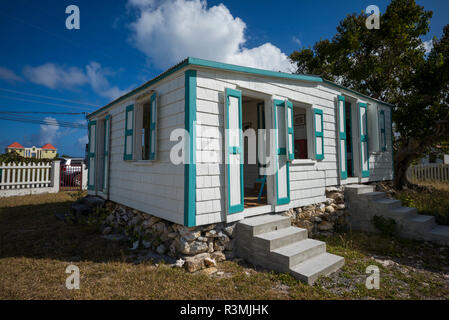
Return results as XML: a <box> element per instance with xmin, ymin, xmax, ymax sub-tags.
<box><xmin>394</xmin><ymin>181</ymin><xmax>449</xmax><ymax>225</ymax></box>
<box><xmin>1</xmin><ymin>192</ymin><xmax>448</xmax><ymax>300</ymax></box>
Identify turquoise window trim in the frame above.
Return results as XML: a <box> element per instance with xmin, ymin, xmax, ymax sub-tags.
<box><xmin>229</xmin><ymin>146</ymin><xmax>241</xmax><ymax>154</ymax></box>
<box><xmin>225</xmin><ymin>87</ymin><xmax>244</xmax><ymax>215</ymax></box>
<box><xmin>346</xmin><ymin>102</ymin><xmax>354</xmax><ymax>177</ymax></box>
<box><xmin>87</xmin><ymin>120</ymin><xmax>97</xmax><ymax>191</ymax></box>
<box><xmin>380</xmin><ymin>110</ymin><xmax>386</xmax><ymax>152</ymax></box>
<box><xmin>313</xmin><ymin>108</ymin><xmax>324</xmax><ymax>160</ymax></box>
<box><xmin>358</xmin><ymin>102</ymin><xmax>370</xmax><ymax>178</ymax></box>
<box><xmin>123</xmin><ymin>105</ymin><xmax>134</xmax><ymax>161</ymax></box>
<box><xmin>278</xmin><ymin>148</ymin><xmax>287</xmax><ymax>155</ymax></box>
<box><xmin>103</xmin><ymin>115</ymin><xmax>110</xmax><ymax>191</ymax></box>
<box><xmin>184</xmin><ymin>70</ymin><xmax>197</xmax><ymax>227</ymax></box>
<box><xmin>286</xmin><ymin>100</ymin><xmax>294</xmax><ymax>161</ymax></box>
<box><xmin>337</xmin><ymin>95</ymin><xmax>348</xmax><ymax>180</ymax></box>
<box><xmin>273</xmin><ymin>99</ymin><xmax>291</xmax><ymax>206</ymax></box>
<box><xmin>149</xmin><ymin>93</ymin><xmax>157</xmax><ymax>160</ymax></box>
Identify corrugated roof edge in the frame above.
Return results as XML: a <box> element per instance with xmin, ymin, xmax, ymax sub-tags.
<box><xmin>87</xmin><ymin>57</ymin><xmax>392</xmax><ymax>119</ymax></box>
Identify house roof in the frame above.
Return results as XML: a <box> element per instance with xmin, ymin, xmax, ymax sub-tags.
<box><xmin>7</xmin><ymin>142</ymin><xmax>24</xmax><ymax>149</ymax></box>
<box><xmin>41</xmin><ymin>143</ymin><xmax>56</xmax><ymax>150</ymax></box>
<box><xmin>87</xmin><ymin>57</ymin><xmax>394</xmax><ymax>119</ymax></box>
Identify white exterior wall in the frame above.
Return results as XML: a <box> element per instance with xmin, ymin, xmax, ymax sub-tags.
<box><xmin>194</xmin><ymin>67</ymin><xmax>393</xmax><ymax>225</ymax></box>
<box><xmin>366</xmin><ymin>105</ymin><xmax>394</xmax><ymax>181</ymax></box>
<box><xmin>89</xmin><ymin>71</ymin><xmax>186</xmax><ymax>225</ymax></box>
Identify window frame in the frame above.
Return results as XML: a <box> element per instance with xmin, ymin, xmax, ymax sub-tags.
<box><xmin>127</xmin><ymin>91</ymin><xmax>158</xmax><ymax>164</ymax></box>
<box><xmin>291</xmin><ymin>104</ymin><xmax>314</xmax><ymax>162</ymax></box>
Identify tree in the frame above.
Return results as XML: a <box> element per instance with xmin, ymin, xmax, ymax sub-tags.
<box><xmin>290</xmin><ymin>0</ymin><xmax>449</xmax><ymax>189</ymax></box>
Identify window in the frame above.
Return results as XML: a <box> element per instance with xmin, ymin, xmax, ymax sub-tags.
<box><xmin>127</xmin><ymin>92</ymin><xmax>157</xmax><ymax>161</ymax></box>
<box><xmin>313</xmin><ymin>108</ymin><xmax>324</xmax><ymax>160</ymax></box>
<box><xmin>123</xmin><ymin>105</ymin><xmax>134</xmax><ymax>160</ymax></box>
<box><xmin>292</xmin><ymin>106</ymin><xmax>309</xmax><ymax>159</ymax></box>
<box><xmin>141</xmin><ymin>102</ymin><xmax>151</xmax><ymax>160</ymax></box>
<box><xmin>379</xmin><ymin>110</ymin><xmax>386</xmax><ymax>151</ymax></box>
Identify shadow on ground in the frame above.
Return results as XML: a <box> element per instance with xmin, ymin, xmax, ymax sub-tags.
<box><xmin>0</xmin><ymin>193</ymin><xmax>130</xmax><ymax>264</ymax></box>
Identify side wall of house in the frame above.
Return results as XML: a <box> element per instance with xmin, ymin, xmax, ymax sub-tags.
<box><xmin>317</xmin><ymin>84</ymin><xmax>394</xmax><ymax>182</ymax></box>
<box><xmin>90</xmin><ymin>71</ymin><xmax>186</xmax><ymax>225</ymax></box>
<box><xmin>194</xmin><ymin>68</ymin><xmax>393</xmax><ymax>225</ymax></box>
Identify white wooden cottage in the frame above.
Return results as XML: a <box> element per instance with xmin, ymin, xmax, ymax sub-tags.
<box><xmin>86</xmin><ymin>57</ymin><xmax>394</xmax><ymax>228</ymax></box>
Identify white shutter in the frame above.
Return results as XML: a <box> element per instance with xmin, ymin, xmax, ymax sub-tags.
<box><xmin>225</xmin><ymin>88</ymin><xmax>244</xmax><ymax>214</ymax></box>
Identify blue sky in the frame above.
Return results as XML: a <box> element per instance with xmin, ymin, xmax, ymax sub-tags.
<box><xmin>0</xmin><ymin>0</ymin><xmax>447</xmax><ymax>156</ymax></box>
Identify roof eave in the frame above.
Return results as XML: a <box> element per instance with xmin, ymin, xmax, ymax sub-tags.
<box><xmin>87</xmin><ymin>57</ymin><xmax>393</xmax><ymax>119</ymax></box>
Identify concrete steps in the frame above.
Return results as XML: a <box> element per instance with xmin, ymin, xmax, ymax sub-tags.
<box><xmin>254</xmin><ymin>227</ymin><xmax>307</xmax><ymax>251</ymax></box>
<box><xmin>345</xmin><ymin>184</ymin><xmax>449</xmax><ymax>246</ymax></box>
<box><xmin>290</xmin><ymin>253</ymin><xmax>345</xmax><ymax>285</ymax></box>
<box><xmin>235</xmin><ymin>214</ymin><xmax>344</xmax><ymax>285</ymax></box>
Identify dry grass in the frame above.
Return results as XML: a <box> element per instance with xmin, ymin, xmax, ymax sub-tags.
<box><xmin>395</xmin><ymin>180</ymin><xmax>449</xmax><ymax>225</ymax></box>
<box><xmin>1</xmin><ymin>192</ymin><xmax>448</xmax><ymax>300</ymax></box>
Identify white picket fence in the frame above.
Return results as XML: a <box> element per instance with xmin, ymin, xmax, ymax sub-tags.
<box><xmin>407</xmin><ymin>163</ymin><xmax>449</xmax><ymax>182</ymax></box>
<box><xmin>0</xmin><ymin>160</ymin><xmax>60</xmax><ymax>197</ymax></box>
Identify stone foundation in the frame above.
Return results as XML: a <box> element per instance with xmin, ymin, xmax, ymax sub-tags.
<box><xmin>99</xmin><ymin>186</ymin><xmax>347</xmax><ymax>273</ymax></box>
<box><xmin>101</xmin><ymin>202</ymin><xmax>237</xmax><ymax>273</ymax></box>
<box><xmin>285</xmin><ymin>186</ymin><xmax>347</xmax><ymax>237</ymax></box>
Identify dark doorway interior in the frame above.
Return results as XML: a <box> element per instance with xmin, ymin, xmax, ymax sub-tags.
<box><xmin>242</xmin><ymin>96</ymin><xmax>267</xmax><ymax>208</ymax></box>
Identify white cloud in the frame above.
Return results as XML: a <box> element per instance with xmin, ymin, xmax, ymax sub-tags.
<box><xmin>23</xmin><ymin>63</ymin><xmax>88</xmax><ymax>89</ymax></box>
<box><xmin>292</xmin><ymin>36</ymin><xmax>301</xmax><ymax>46</ymax></box>
<box><xmin>423</xmin><ymin>40</ymin><xmax>433</xmax><ymax>55</ymax></box>
<box><xmin>0</xmin><ymin>66</ymin><xmax>23</xmax><ymax>83</ymax></box>
<box><xmin>24</xmin><ymin>117</ymin><xmax>61</xmax><ymax>147</ymax></box>
<box><xmin>86</xmin><ymin>62</ymin><xmax>127</xmax><ymax>100</ymax></box>
<box><xmin>77</xmin><ymin>135</ymin><xmax>88</xmax><ymax>145</ymax></box>
<box><xmin>40</xmin><ymin>117</ymin><xmax>61</xmax><ymax>145</ymax></box>
<box><xmin>128</xmin><ymin>0</ymin><xmax>294</xmax><ymax>72</ymax></box>
<box><xmin>23</xmin><ymin>62</ymin><xmax>127</xmax><ymax>100</ymax></box>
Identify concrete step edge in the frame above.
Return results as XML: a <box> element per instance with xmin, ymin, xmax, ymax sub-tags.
<box><xmin>255</xmin><ymin>227</ymin><xmax>308</xmax><ymax>250</ymax></box>
<box><xmin>271</xmin><ymin>239</ymin><xmax>326</xmax><ymax>266</ymax></box>
<box><xmin>289</xmin><ymin>253</ymin><xmax>345</xmax><ymax>285</ymax></box>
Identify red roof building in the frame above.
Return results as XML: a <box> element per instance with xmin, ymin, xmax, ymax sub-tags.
<box><xmin>41</xmin><ymin>143</ymin><xmax>56</xmax><ymax>150</ymax></box>
<box><xmin>7</xmin><ymin>142</ymin><xmax>24</xmax><ymax>149</ymax></box>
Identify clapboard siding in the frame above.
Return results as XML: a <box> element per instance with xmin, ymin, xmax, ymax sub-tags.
<box><xmin>90</xmin><ymin>71</ymin><xmax>186</xmax><ymax>225</ymax></box>
<box><xmin>194</xmin><ymin>68</ymin><xmax>393</xmax><ymax>224</ymax></box>
<box><xmin>194</xmin><ymin>69</ymin><xmax>338</xmax><ymax>224</ymax></box>
<box><xmin>88</xmin><ymin>62</ymin><xmax>393</xmax><ymax>227</ymax></box>
<box><xmin>368</xmin><ymin>106</ymin><xmax>394</xmax><ymax>180</ymax></box>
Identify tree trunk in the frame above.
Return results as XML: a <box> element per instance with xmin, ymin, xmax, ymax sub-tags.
<box><xmin>393</xmin><ymin>138</ymin><xmax>422</xmax><ymax>190</ymax></box>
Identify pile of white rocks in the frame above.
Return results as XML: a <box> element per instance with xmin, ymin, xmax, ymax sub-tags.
<box><xmin>285</xmin><ymin>186</ymin><xmax>347</xmax><ymax>237</ymax></box>
<box><xmin>101</xmin><ymin>202</ymin><xmax>236</xmax><ymax>273</ymax></box>
<box><xmin>99</xmin><ymin>186</ymin><xmax>346</xmax><ymax>273</ymax></box>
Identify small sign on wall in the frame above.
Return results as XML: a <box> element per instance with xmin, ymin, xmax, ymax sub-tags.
<box><xmin>294</xmin><ymin>114</ymin><xmax>305</xmax><ymax>126</ymax></box>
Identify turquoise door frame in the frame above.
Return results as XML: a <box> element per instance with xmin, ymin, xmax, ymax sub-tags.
<box><xmin>337</xmin><ymin>95</ymin><xmax>348</xmax><ymax>180</ymax></box>
<box><xmin>358</xmin><ymin>102</ymin><xmax>370</xmax><ymax>178</ymax></box>
<box><xmin>225</xmin><ymin>88</ymin><xmax>244</xmax><ymax>214</ymax></box>
<box><xmin>273</xmin><ymin>99</ymin><xmax>290</xmax><ymax>205</ymax></box>
<box><xmin>87</xmin><ymin>120</ymin><xmax>97</xmax><ymax>191</ymax></box>
<box><xmin>346</xmin><ymin>102</ymin><xmax>354</xmax><ymax>177</ymax></box>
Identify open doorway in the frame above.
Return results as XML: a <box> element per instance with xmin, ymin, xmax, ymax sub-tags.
<box><xmin>242</xmin><ymin>95</ymin><xmax>267</xmax><ymax>208</ymax></box>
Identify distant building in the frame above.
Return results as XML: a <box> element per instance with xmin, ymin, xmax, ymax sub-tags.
<box><xmin>5</xmin><ymin>142</ymin><xmax>57</xmax><ymax>159</ymax></box>
<box><xmin>419</xmin><ymin>144</ymin><xmax>449</xmax><ymax>165</ymax></box>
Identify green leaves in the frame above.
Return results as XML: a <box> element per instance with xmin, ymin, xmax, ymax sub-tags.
<box><xmin>290</xmin><ymin>0</ymin><xmax>448</xmax><ymax>188</ymax></box>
